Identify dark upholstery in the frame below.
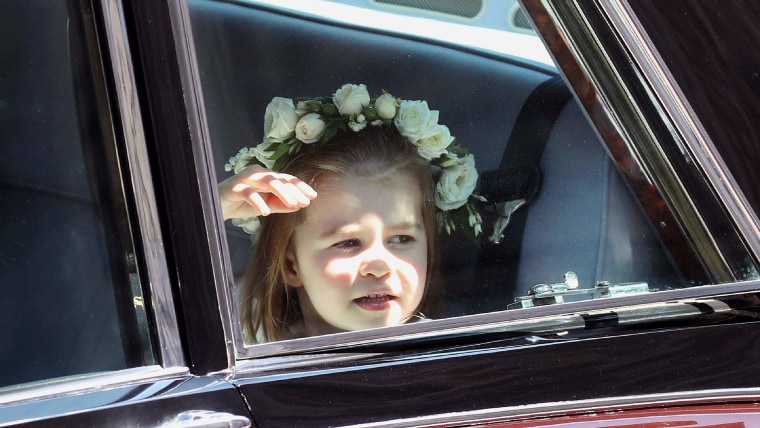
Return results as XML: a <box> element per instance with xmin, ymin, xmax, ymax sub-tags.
<box><xmin>518</xmin><ymin>102</ymin><xmax>684</xmax><ymax>296</ymax></box>
<box><xmin>189</xmin><ymin>0</ymin><xmax>685</xmax><ymax>316</ymax></box>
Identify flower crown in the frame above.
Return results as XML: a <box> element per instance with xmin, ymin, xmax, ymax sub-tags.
<box><xmin>225</xmin><ymin>83</ymin><xmax>484</xmax><ymax>239</ymax></box>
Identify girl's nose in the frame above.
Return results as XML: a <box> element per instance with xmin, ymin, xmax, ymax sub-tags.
<box><xmin>358</xmin><ymin>246</ymin><xmax>392</xmax><ymax>278</ymax></box>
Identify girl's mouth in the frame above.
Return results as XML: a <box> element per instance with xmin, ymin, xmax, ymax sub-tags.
<box><xmin>354</xmin><ymin>293</ymin><xmax>395</xmax><ymax>311</ymax></box>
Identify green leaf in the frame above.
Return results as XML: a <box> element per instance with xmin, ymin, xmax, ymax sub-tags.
<box><xmin>288</xmin><ymin>140</ymin><xmax>302</xmax><ymax>154</ymax></box>
<box><xmin>320</xmin><ymin>119</ymin><xmax>340</xmax><ymax>144</ymax></box>
<box><xmin>443</xmin><ymin>204</ymin><xmax>480</xmax><ymax>246</ymax></box>
<box><xmin>362</xmin><ymin>106</ymin><xmax>378</xmax><ymax>121</ymax></box>
<box><xmin>448</xmin><ymin>144</ymin><xmax>469</xmax><ymax>155</ymax></box>
<box><xmin>471</xmin><ymin>193</ymin><xmax>487</xmax><ymax>202</ymax></box>
<box><xmin>301</xmin><ymin>99</ymin><xmax>322</xmax><ymax>113</ymax></box>
<box><xmin>268</xmin><ymin>142</ymin><xmax>292</xmax><ymax>161</ymax></box>
<box><xmin>321</xmin><ymin>102</ymin><xmax>338</xmax><ymax>117</ymax></box>
<box><xmin>272</xmin><ymin>154</ymin><xmax>289</xmax><ymax>171</ymax></box>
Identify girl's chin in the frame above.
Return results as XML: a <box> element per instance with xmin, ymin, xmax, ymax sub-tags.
<box><xmin>318</xmin><ymin>306</ymin><xmax>414</xmax><ymax>332</ymax></box>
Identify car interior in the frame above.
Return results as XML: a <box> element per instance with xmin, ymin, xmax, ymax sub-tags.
<box><xmin>188</xmin><ymin>0</ymin><xmax>686</xmax><ymax>318</ymax></box>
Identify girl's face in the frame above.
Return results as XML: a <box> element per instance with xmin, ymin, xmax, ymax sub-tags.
<box><xmin>285</xmin><ymin>172</ymin><xmax>428</xmax><ymax>336</ymax></box>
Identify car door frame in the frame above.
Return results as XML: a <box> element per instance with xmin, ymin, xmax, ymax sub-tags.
<box><xmin>7</xmin><ymin>0</ymin><xmax>754</xmax><ymax>426</ymax></box>
<box><xmin>0</xmin><ymin>0</ymin><xmax>250</xmax><ymax>425</ymax></box>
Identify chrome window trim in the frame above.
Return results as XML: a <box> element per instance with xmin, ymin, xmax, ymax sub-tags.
<box><xmin>0</xmin><ymin>366</ymin><xmax>188</xmax><ymax>408</ymax></box>
<box><xmin>232</xmin><ymin>279</ymin><xmax>760</xmax><ymax>362</ymax></box>
<box><xmin>99</xmin><ymin>0</ymin><xmax>185</xmax><ymax>368</ymax></box>
<box><xmin>599</xmin><ymin>0</ymin><xmax>760</xmax><ymax>268</ymax></box>
<box><xmin>167</xmin><ymin>0</ymin><xmax>238</xmax><ymax>369</ymax></box>
<box><xmin>340</xmin><ymin>388</ymin><xmax>760</xmax><ymax>427</ymax></box>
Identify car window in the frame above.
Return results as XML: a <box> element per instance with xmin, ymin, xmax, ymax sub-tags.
<box><xmin>248</xmin><ymin>0</ymin><xmax>553</xmax><ymax>67</ymax></box>
<box><xmin>186</xmin><ymin>0</ymin><xmax>759</xmax><ymax>352</ymax></box>
<box><xmin>326</xmin><ymin>0</ymin><xmax>537</xmax><ymax>36</ymax></box>
<box><xmin>0</xmin><ymin>1</ymin><xmax>154</xmax><ymax>388</ymax></box>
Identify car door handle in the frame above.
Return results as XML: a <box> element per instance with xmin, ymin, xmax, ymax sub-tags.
<box><xmin>162</xmin><ymin>410</ymin><xmax>252</xmax><ymax>427</ymax></box>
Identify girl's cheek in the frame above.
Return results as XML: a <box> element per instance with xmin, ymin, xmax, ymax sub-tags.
<box><xmin>324</xmin><ymin>257</ymin><xmax>359</xmax><ymax>279</ymax></box>
<box><xmin>398</xmin><ymin>258</ymin><xmax>426</xmax><ymax>285</ymax></box>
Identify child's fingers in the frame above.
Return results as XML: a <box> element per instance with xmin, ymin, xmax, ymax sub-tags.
<box><xmin>263</xmin><ymin>175</ymin><xmax>316</xmax><ymax>208</ymax></box>
<box><xmin>293</xmin><ymin>180</ymin><xmax>318</xmax><ymax>199</ymax></box>
<box><xmin>219</xmin><ymin>165</ymin><xmax>318</xmax><ymax>219</ymax></box>
<box><xmin>247</xmin><ymin>191</ymin><xmax>271</xmax><ymax>216</ymax></box>
<box><xmin>265</xmin><ymin>179</ymin><xmax>300</xmax><ymax>208</ymax></box>
<box><xmin>243</xmin><ymin>167</ymin><xmax>316</xmax><ymax>200</ymax></box>
<box><xmin>233</xmin><ymin>182</ymin><xmax>271</xmax><ymax>216</ymax></box>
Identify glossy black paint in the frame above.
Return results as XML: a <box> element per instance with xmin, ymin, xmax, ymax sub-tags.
<box><xmin>10</xmin><ymin>377</ymin><xmax>252</xmax><ymax>427</ymax></box>
<box><xmin>119</xmin><ymin>0</ymin><xmax>229</xmax><ymax>373</ymax></box>
<box><xmin>236</xmin><ymin>319</ymin><xmax>760</xmax><ymax>426</ymax></box>
<box><xmin>629</xmin><ymin>1</ymin><xmax>760</xmax><ymax>216</ymax></box>
<box><xmin>70</xmin><ymin>0</ymin><xmax>151</xmax><ymax>368</ymax></box>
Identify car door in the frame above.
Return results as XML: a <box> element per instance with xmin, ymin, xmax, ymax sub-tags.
<box><xmin>0</xmin><ymin>0</ymin><xmax>250</xmax><ymax>426</ymax></box>
<box><xmin>179</xmin><ymin>0</ymin><xmax>760</xmax><ymax>426</ymax></box>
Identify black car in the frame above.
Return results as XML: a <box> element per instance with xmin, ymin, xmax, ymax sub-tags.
<box><xmin>2</xmin><ymin>0</ymin><xmax>760</xmax><ymax>426</ymax></box>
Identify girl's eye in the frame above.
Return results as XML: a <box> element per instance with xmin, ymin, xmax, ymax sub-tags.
<box><xmin>389</xmin><ymin>235</ymin><xmax>414</xmax><ymax>245</ymax></box>
<box><xmin>333</xmin><ymin>239</ymin><xmax>360</xmax><ymax>249</ymax></box>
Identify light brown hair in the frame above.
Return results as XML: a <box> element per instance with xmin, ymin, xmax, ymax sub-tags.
<box><xmin>239</xmin><ymin>125</ymin><xmax>438</xmax><ymax>343</ymax></box>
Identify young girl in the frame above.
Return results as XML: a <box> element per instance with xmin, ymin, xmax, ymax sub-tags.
<box><xmin>219</xmin><ymin>84</ymin><xmax>483</xmax><ymax>343</ymax></box>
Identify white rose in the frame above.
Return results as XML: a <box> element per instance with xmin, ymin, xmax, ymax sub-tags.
<box><xmin>263</xmin><ymin>97</ymin><xmax>298</xmax><ymax>142</ymax></box>
<box><xmin>252</xmin><ymin>141</ymin><xmax>277</xmax><ymax>169</ymax></box>
<box><xmin>435</xmin><ymin>154</ymin><xmax>478</xmax><ymax>211</ymax></box>
<box><xmin>394</xmin><ymin>100</ymin><xmax>439</xmax><ymax>142</ymax></box>
<box><xmin>295</xmin><ymin>113</ymin><xmax>325</xmax><ymax>144</ymax></box>
<box><xmin>414</xmin><ymin>124</ymin><xmax>453</xmax><ymax>160</ymax></box>
<box><xmin>374</xmin><ymin>93</ymin><xmax>397</xmax><ymax>119</ymax></box>
<box><xmin>333</xmin><ymin>83</ymin><xmax>370</xmax><ymax>116</ymax></box>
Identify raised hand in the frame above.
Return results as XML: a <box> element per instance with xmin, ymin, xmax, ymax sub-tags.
<box><xmin>218</xmin><ymin>164</ymin><xmax>317</xmax><ymax>220</ymax></box>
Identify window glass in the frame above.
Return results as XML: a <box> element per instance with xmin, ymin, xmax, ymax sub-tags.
<box><xmin>327</xmin><ymin>0</ymin><xmax>525</xmax><ymax>34</ymax></box>
<box><xmin>188</xmin><ymin>0</ymin><xmax>744</xmax><ymax>348</ymax></box>
<box><xmin>0</xmin><ymin>1</ymin><xmax>154</xmax><ymax>388</ymax></box>
<box><xmin>627</xmin><ymin>0</ymin><xmax>760</xmax><ymax>218</ymax></box>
